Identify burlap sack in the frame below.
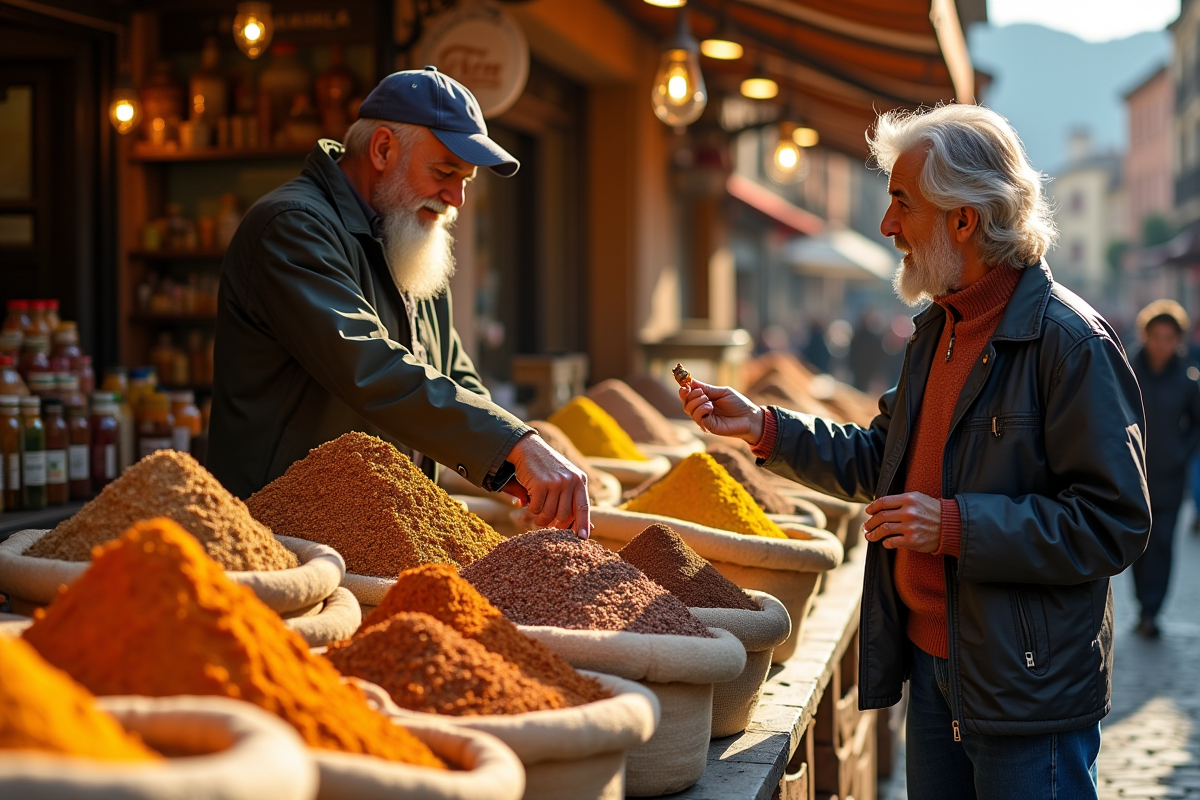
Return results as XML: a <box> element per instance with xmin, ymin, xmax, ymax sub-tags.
<box><xmin>359</xmin><ymin>671</ymin><xmax>659</xmax><ymax>800</ymax></box>
<box><xmin>688</xmin><ymin>591</ymin><xmax>792</xmax><ymax>738</ymax></box>
<box><xmin>586</xmin><ymin>455</ymin><xmax>671</xmax><ymax>490</ymax></box>
<box><xmin>284</xmin><ymin>587</ymin><xmax>361</xmax><ymax>647</ymax></box>
<box><xmin>587</xmin><ymin>507</ymin><xmax>842</xmax><ymax>663</ymax></box>
<box><xmin>0</xmin><ymin>695</ymin><xmax>318</xmax><ymax>800</ymax></box>
<box><xmin>517</xmin><ymin>625</ymin><xmax>745</xmax><ymax>797</ymax></box>
<box><xmin>773</xmin><ymin>486</ymin><xmax>862</xmax><ymax>546</ymax></box>
<box><xmin>0</xmin><ymin>530</ymin><xmax>345</xmax><ymax>614</ymax></box>
<box><xmin>340</xmin><ymin>571</ymin><xmax>394</xmax><ymax>608</ymax></box>
<box><xmin>311</xmin><ymin>713</ymin><xmax>524</xmax><ymax>800</ymax></box>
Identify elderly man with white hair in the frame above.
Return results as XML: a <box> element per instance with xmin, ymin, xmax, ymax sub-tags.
<box><xmin>680</xmin><ymin>104</ymin><xmax>1151</xmax><ymax>799</ymax></box>
<box><xmin>208</xmin><ymin>67</ymin><xmax>590</xmax><ymax>539</ymax></box>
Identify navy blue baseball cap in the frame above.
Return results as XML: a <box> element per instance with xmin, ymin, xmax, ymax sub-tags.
<box><xmin>358</xmin><ymin>66</ymin><xmax>519</xmax><ymax>177</ymax></box>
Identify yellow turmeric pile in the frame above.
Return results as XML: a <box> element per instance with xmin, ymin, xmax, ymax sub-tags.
<box><xmin>621</xmin><ymin>452</ymin><xmax>788</xmax><ymax>538</ymax></box>
<box><xmin>23</xmin><ymin>518</ymin><xmax>445</xmax><ymax>770</ymax></box>
<box><xmin>548</xmin><ymin>396</ymin><xmax>647</xmax><ymax>461</ymax></box>
<box><xmin>0</xmin><ymin>635</ymin><xmax>160</xmax><ymax>762</ymax></box>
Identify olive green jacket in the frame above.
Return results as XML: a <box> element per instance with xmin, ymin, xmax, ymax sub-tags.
<box><xmin>207</xmin><ymin>141</ymin><xmax>529</xmax><ymax>498</ymax></box>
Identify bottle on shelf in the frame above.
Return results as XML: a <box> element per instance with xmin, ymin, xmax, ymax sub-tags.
<box><xmin>0</xmin><ymin>355</ymin><xmax>28</xmax><ymax>397</ymax></box>
<box><xmin>0</xmin><ymin>395</ymin><xmax>21</xmax><ymax>512</ymax></box>
<box><xmin>191</xmin><ymin>37</ymin><xmax>229</xmax><ymax>124</ymax></box>
<box><xmin>44</xmin><ymin>300</ymin><xmax>61</xmax><ymax>332</ymax></box>
<box><xmin>43</xmin><ymin>398</ymin><xmax>68</xmax><ymax>506</ymax></box>
<box><xmin>140</xmin><ymin>59</ymin><xmax>185</xmax><ymax>144</ymax></box>
<box><xmin>3</xmin><ymin>300</ymin><xmax>30</xmax><ymax>336</ymax></box>
<box><xmin>169</xmin><ymin>390</ymin><xmax>202</xmax><ymax>454</ymax></box>
<box><xmin>56</xmin><ymin>373</ymin><xmax>85</xmax><ymax>411</ymax></box>
<box><xmin>26</xmin><ymin>372</ymin><xmax>57</xmax><ymax>400</ymax></box>
<box><xmin>127</xmin><ymin>366</ymin><xmax>158</xmax><ymax>419</ymax></box>
<box><xmin>0</xmin><ymin>331</ymin><xmax>22</xmax><ymax>361</ymax></box>
<box><xmin>89</xmin><ymin>393</ymin><xmax>119</xmax><ymax>492</ymax></box>
<box><xmin>100</xmin><ymin>367</ymin><xmax>135</xmax><ymax>472</ymax></box>
<box><xmin>20</xmin><ymin>395</ymin><xmax>46</xmax><ymax>510</ymax></box>
<box><xmin>27</xmin><ymin>301</ymin><xmax>52</xmax><ymax>336</ymax></box>
<box><xmin>18</xmin><ymin>335</ymin><xmax>50</xmax><ymax>379</ymax></box>
<box><xmin>216</xmin><ymin>193</ymin><xmax>242</xmax><ymax>250</ymax></box>
<box><xmin>137</xmin><ymin>391</ymin><xmax>175</xmax><ymax>459</ymax></box>
<box><xmin>72</xmin><ymin>355</ymin><xmax>95</xmax><ymax>395</ymax></box>
<box><xmin>50</xmin><ymin>321</ymin><xmax>82</xmax><ymax>371</ymax></box>
<box><xmin>150</xmin><ymin>333</ymin><xmax>176</xmax><ymax>386</ymax></box>
<box><xmin>67</xmin><ymin>397</ymin><xmax>91</xmax><ymax>501</ymax></box>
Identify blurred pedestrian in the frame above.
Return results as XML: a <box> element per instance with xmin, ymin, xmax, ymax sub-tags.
<box><xmin>1130</xmin><ymin>300</ymin><xmax>1200</xmax><ymax>637</ymax></box>
<box><xmin>848</xmin><ymin>308</ymin><xmax>887</xmax><ymax>391</ymax></box>
<box><xmin>801</xmin><ymin>319</ymin><xmax>832</xmax><ymax>374</ymax></box>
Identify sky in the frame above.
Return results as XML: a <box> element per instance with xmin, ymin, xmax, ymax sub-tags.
<box><xmin>987</xmin><ymin>0</ymin><xmax>1180</xmax><ymax>42</ymax></box>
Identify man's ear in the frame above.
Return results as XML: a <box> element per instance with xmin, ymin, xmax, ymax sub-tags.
<box><xmin>369</xmin><ymin>126</ymin><xmax>393</xmax><ymax>172</ymax></box>
<box><xmin>951</xmin><ymin>206</ymin><xmax>979</xmax><ymax>243</ymax></box>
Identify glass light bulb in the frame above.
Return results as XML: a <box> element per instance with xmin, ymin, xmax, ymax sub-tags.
<box><xmin>700</xmin><ymin>39</ymin><xmax>743</xmax><ymax>60</ymax></box>
<box><xmin>740</xmin><ymin>77</ymin><xmax>779</xmax><ymax>100</ymax></box>
<box><xmin>651</xmin><ymin>48</ymin><xmax>707</xmax><ymax>126</ymax></box>
<box><xmin>644</xmin><ymin>0</ymin><xmax>687</xmax><ymax>6</ymax></box>
<box><xmin>109</xmin><ymin>89</ymin><xmax>141</xmax><ymax>135</ymax></box>
<box><xmin>233</xmin><ymin>3</ymin><xmax>274</xmax><ymax>59</ymax></box>
<box><xmin>766</xmin><ymin>133</ymin><xmax>806</xmax><ymax>185</ymax></box>
<box><xmin>793</xmin><ymin>127</ymin><xmax>819</xmax><ymax>148</ymax></box>
<box><xmin>775</xmin><ymin>143</ymin><xmax>798</xmax><ymax>170</ymax></box>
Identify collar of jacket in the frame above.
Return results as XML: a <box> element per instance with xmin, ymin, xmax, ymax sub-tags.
<box><xmin>910</xmin><ymin>259</ymin><xmax>1054</xmax><ymax>342</ymax></box>
<box><xmin>303</xmin><ymin>140</ymin><xmax>377</xmax><ymax>239</ymax></box>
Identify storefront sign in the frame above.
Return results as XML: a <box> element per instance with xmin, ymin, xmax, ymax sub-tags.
<box><xmin>418</xmin><ymin>2</ymin><xmax>529</xmax><ymax>118</ymax></box>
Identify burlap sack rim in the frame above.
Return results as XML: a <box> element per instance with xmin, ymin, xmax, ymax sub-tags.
<box><xmin>591</xmin><ymin>507</ymin><xmax>844</xmax><ymax>571</ymax></box>
<box><xmin>517</xmin><ymin>625</ymin><xmax>746</xmax><ymax>685</ymax></box>
<box><xmin>0</xmin><ymin>695</ymin><xmax>318</xmax><ymax>800</ymax></box>
<box><xmin>586</xmin><ymin>455</ymin><xmax>672</xmax><ymax>488</ymax></box>
<box><xmin>311</xmin><ymin>712</ymin><xmax>525</xmax><ymax>800</ymax></box>
<box><xmin>340</xmin><ymin>571</ymin><xmax>395</xmax><ymax>607</ymax></box>
<box><xmin>638</xmin><ymin>437</ymin><xmax>706</xmax><ymax>464</ymax></box>
<box><xmin>359</xmin><ymin>671</ymin><xmax>659</xmax><ymax>766</ymax></box>
<box><xmin>0</xmin><ymin>530</ymin><xmax>345</xmax><ymax>613</ymax></box>
<box><xmin>284</xmin><ymin>586</ymin><xmax>361</xmax><ymax>648</ymax></box>
<box><xmin>688</xmin><ymin>590</ymin><xmax>792</xmax><ymax>653</ymax></box>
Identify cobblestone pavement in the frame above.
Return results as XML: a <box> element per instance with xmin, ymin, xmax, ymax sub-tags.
<box><xmin>880</xmin><ymin>504</ymin><xmax>1200</xmax><ymax>800</ymax></box>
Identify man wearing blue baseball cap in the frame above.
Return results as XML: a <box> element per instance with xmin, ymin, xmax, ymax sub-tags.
<box><xmin>208</xmin><ymin>67</ymin><xmax>591</xmax><ymax>539</ymax></box>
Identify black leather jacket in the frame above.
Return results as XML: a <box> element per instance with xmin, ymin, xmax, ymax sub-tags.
<box><xmin>759</xmin><ymin>262</ymin><xmax>1150</xmax><ymax>736</ymax></box>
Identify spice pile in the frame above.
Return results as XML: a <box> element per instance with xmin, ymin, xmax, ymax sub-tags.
<box><xmin>23</xmin><ymin>518</ymin><xmax>445</xmax><ymax>769</ymax></box>
<box><xmin>246</xmin><ymin>432</ymin><xmax>501</xmax><ymax>578</ymax></box>
<box><xmin>26</xmin><ymin>451</ymin><xmax>297</xmax><ymax>571</ymax></box>
<box><xmin>362</xmin><ymin>564</ymin><xmax>608</xmax><ymax>706</ymax></box>
<box><xmin>624</xmin><ymin>375</ymin><xmax>691</xmax><ymax>421</ymax></box>
<box><xmin>702</xmin><ymin>441</ymin><xmax>797</xmax><ymax>516</ymax></box>
<box><xmin>621</xmin><ymin>453</ymin><xmax>787</xmax><ymax>539</ymax></box>
<box><xmin>461</xmin><ymin>529</ymin><xmax>713</xmax><ymax>637</ymax></box>
<box><xmin>328</xmin><ymin>613</ymin><xmax>576</xmax><ymax>716</ymax></box>
<box><xmin>547</xmin><ymin>397</ymin><xmax>647</xmax><ymax>461</ymax></box>
<box><xmin>0</xmin><ymin>635</ymin><xmax>160</xmax><ymax>762</ymax></box>
<box><xmin>587</xmin><ymin>379</ymin><xmax>685</xmax><ymax>446</ymax></box>
<box><xmin>529</xmin><ymin>420</ymin><xmax>613</xmax><ymax>504</ymax></box>
<box><xmin>619</xmin><ymin>524</ymin><xmax>758</xmax><ymax>611</ymax></box>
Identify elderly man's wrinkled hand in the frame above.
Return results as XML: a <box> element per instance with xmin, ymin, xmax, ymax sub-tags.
<box><xmin>863</xmin><ymin>492</ymin><xmax>942</xmax><ymax>553</ymax></box>
<box><xmin>507</xmin><ymin>433</ymin><xmax>591</xmax><ymax>539</ymax></box>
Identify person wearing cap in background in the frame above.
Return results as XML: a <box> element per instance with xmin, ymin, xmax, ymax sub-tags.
<box><xmin>207</xmin><ymin>67</ymin><xmax>591</xmax><ymax>539</ymax></box>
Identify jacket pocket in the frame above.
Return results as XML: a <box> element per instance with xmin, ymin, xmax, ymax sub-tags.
<box><xmin>1009</xmin><ymin>588</ymin><xmax>1050</xmax><ymax>676</ymax></box>
<box><xmin>962</xmin><ymin>413</ymin><xmax>1042</xmax><ymax>437</ymax></box>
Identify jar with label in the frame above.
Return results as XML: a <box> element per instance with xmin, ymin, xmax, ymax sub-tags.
<box><xmin>0</xmin><ymin>355</ymin><xmax>28</xmax><ymax>397</ymax></box>
<box><xmin>72</xmin><ymin>355</ymin><xmax>95</xmax><ymax>395</ymax></box>
<box><xmin>45</xmin><ymin>299</ymin><xmax>61</xmax><ymax>332</ymax></box>
<box><xmin>50</xmin><ymin>321</ymin><xmax>81</xmax><ymax>368</ymax></box>
<box><xmin>20</xmin><ymin>396</ymin><xmax>46</xmax><ymax>510</ymax></box>
<box><xmin>19</xmin><ymin>335</ymin><xmax>50</xmax><ymax>379</ymax></box>
<box><xmin>101</xmin><ymin>367</ymin><xmax>135</xmax><ymax>471</ymax></box>
<box><xmin>27</xmin><ymin>301</ymin><xmax>52</xmax><ymax>336</ymax></box>
<box><xmin>169</xmin><ymin>390</ymin><xmax>202</xmax><ymax>453</ymax></box>
<box><xmin>90</xmin><ymin>393</ymin><xmax>119</xmax><ymax>492</ymax></box>
<box><xmin>128</xmin><ymin>366</ymin><xmax>158</xmax><ymax>420</ymax></box>
<box><xmin>2</xmin><ymin>300</ymin><xmax>30</xmax><ymax>335</ymax></box>
<box><xmin>26</xmin><ymin>372</ymin><xmax>57</xmax><ymax>400</ymax></box>
<box><xmin>0</xmin><ymin>396</ymin><xmax>20</xmax><ymax>511</ymax></box>
<box><xmin>137</xmin><ymin>391</ymin><xmax>174</xmax><ymax>459</ymax></box>
<box><xmin>67</xmin><ymin>400</ymin><xmax>91</xmax><ymax>500</ymax></box>
<box><xmin>56</xmin><ymin>373</ymin><xmax>85</xmax><ymax>410</ymax></box>
<box><xmin>43</xmin><ymin>398</ymin><xmax>68</xmax><ymax>506</ymax></box>
<box><xmin>0</xmin><ymin>331</ymin><xmax>22</xmax><ymax>361</ymax></box>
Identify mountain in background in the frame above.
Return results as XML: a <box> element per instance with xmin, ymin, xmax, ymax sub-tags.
<box><xmin>967</xmin><ymin>23</ymin><xmax>1171</xmax><ymax>174</ymax></box>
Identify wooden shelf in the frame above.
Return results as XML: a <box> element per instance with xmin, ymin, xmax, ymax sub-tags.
<box><xmin>129</xmin><ymin>313</ymin><xmax>216</xmax><ymax>325</ymax></box>
<box><xmin>129</xmin><ymin>145</ymin><xmax>313</xmax><ymax>163</ymax></box>
<box><xmin>128</xmin><ymin>249</ymin><xmax>225</xmax><ymax>261</ymax></box>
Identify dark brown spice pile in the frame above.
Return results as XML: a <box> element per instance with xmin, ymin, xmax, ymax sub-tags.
<box><xmin>623</xmin><ymin>375</ymin><xmax>691</xmax><ymax>420</ymax></box>
<box><xmin>703</xmin><ymin>441</ymin><xmax>798</xmax><ymax>515</ymax></box>
<box><xmin>28</xmin><ymin>451</ymin><xmax>296</xmax><ymax>571</ymax></box>
<box><xmin>529</xmin><ymin>420</ymin><xmax>614</xmax><ymax>505</ymax></box>
<box><xmin>327</xmin><ymin>613</ymin><xmax>576</xmax><ymax>716</ymax></box>
<box><xmin>460</xmin><ymin>529</ymin><xmax>714</xmax><ymax>637</ymax></box>
<box><xmin>246</xmin><ymin>432</ymin><xmax>500</xmax><ymax>578</ymax></box>
<box><xmin>586</xmin><ymin>379</ymin><xmax>684</xmax><ymax>445</ymax></box>
<box><xmin>619</xmin><ymin>524</ymin><xmax>759</xmax><ymax>610</ymax></box>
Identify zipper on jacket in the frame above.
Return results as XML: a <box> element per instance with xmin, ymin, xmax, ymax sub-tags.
<box><xmin>943</xmin><ymin>557</ymin><xmax>967</xmax><ymax>744</ymax></box>
<box><xmin>1014</xmin><ymin>591</ymin><xmax>1037</xmax><ymax>668</ymax></box>
<box><xmin>991</xmin><ymin>416</ymin><xmax>1001</xmax><ymax>437</ymax></box>
<box><xmin>952</xmin><ymin>720</ymin><xmax>961</xmax><ymax>742</ymax></box>
<box><xmin>945</xmin><ymin>332</ymin><xmax>956</xmax><ymax>362</ymax></box>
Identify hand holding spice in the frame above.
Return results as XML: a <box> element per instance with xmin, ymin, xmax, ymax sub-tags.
<box><xmin>679</xmin><ymin>378</ymin><xmax>767</xmax><ymax>443</ymax></box>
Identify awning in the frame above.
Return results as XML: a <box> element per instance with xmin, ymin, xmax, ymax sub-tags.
<box><xmin>782</xmin><ymin>225</ymin><xmax>897</xmax><ymax>281</ymax></box>
<box><xmin>726</xmin><ymin>174</ymin><xmax>824</xmax><ymax>235</ymax></box>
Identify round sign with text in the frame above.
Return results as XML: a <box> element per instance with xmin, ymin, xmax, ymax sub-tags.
<box><xmin>418</xmin><ymin>2</ymin><xmax>530</xmax><ymax>119</ymax></box>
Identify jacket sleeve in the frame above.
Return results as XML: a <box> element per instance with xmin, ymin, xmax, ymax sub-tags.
<box><xmin>954</xmin><ymin>333</ymin><xmax>1151</xmax><ymax>585</ymax></box>
<box><xmin>757</xmin><ymin>386</ymin><xmax>895</xmax><ymax>504</ymax></box>
<box><xmin>245</xmin><ymin>208</ymin><xmax>530</xmax><ymax>488</ymax></box>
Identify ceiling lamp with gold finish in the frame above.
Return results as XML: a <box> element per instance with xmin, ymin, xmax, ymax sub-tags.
<box><xmin>740</xmin><ymin>62</ymin><xmax>778</xmax><ymax>100</ymax></box>
<box><xmin>766</xmin><ymin>122</ymin><xmax>807</xmax><ymax>184</ymax></box>
<box><xmin>233</xmin><ymin>2</ymin><xmax>274</xmax><ymax>59</ymax></box>
<box><xmin>650</xmin><ymin>10</ymin><xmax>708</xmax><ymax>128</ymax></box>
<box><xmin>644</xmin><ymin>0</ymin><xmax>687</xmax><ymax>6</ymax></box>
<box><xmin>700</xmin><ymin>14</ymin><xmax>743</xmax><ymax>60</ymax></box>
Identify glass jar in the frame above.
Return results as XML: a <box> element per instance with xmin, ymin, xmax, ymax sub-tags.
<box><xmin>43</xmin><ymin>398</ymin><xmax>68</xmax><ymax>506</ymax></box>
<box><xmin>149</xmin><ymin>333</ymin><xmax>176</xmax><ymax>385</ymax></box>
<box><xmin>128</xmin><ymin>366</ymin><xmax>158</xmax><ymax>419</ymax></box>
<box><xmin>169</xmin><ymin>390</ymin><xmax>202</xmax><ymax>453</ymax></box>
<box><xmin>67</xmin><ymin>400</ymin><xmax>91</xmax><ymax>500</ymax></box>
<box><xmin>137</xmin><ymin>391</ymin><xmax>174</xmax><ymax>459</ymax></box>
<box><xmin>55</xmin><ymin>373</ymin><xmax>85</xmax><ymax>412</ymax></box>
<box><xmin>44</xmin><ymin>300</ymin><xmax>61</xmax><ymax>332</ymax></box>
<box><xmin>20</xmin><ymin>396</ymin><xmax>45</xmax><ymax>510</ymax></box>
<box><xmin>3</xmin><ymin>300</ymin><xmax>30</xmax><ymax>334</ymax></box>
<box><xmin>190</xmin><ymin>37</ymin><xmax>229</xmax><ymax>123</ymax></box>
<box><xmin>90</xmin><ymin>393</ymin><xmax>120</xmax><ymax>491</ymax></box>
<box><xmin>0</xmin><ymin>355</ymin><xmax>28</xmax><ymax>397</ymax></box>
<box><xmin>0</xmin><ymin>396</ymin><xmax>21</xmax><ymax>511</ymax></box>
<box><xmin>18</xmin><ymin>335</ymin><xmax>50</xmax><ymax>379</ymax></box>
<box><xmin>26</xmin><ymin>372</ymin><xmax>57</xmax><ymax>400</ymax></box>
<box><xmin>72</xmin><ymin>355</ymin><xmax>95</xmax><ymax>395</ymax></box>
<box><xmin>0</xmin><ymin>331</ymin><xmax>22</xmax><ymax>361</ymax></box>
<box><xmin>51</xmin><ymin>321</ymin><xmax>81</xmax><ymax>360</ymax></box>
<box><xmin>27</xmin><ymin>301</ymin><xmax>52</xmax><ymax>336</ymax></box>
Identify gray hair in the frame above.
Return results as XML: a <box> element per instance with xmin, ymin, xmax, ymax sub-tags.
<box><xmin>341</xmin><ymin>118</ymin><xmax>424</xmax><ymax>161</ymax></box>
<box><xmin>867</xmin><ymin>104</ymin><xmax>1057</xmax><ymax>268</ymax></box>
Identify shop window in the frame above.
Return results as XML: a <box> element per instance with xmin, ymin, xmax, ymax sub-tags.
<box><xmin>0</xmin><ymin>84</ymin><xmax>32</xmax><ymax>202</ymax></box>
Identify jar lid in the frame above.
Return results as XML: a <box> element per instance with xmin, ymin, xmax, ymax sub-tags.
<box><xmin>129</xmin><ymin>366</ymin><xmax>154</xmax><ymax>380</ymax></box>
<box><xmin>6</xmin><ymin>300</ymin><xmax>29</xmax><ymax>310</ymax></box>
<box><xmin>0</xmin><ymin>355</ymin><xmax>12</xmax><ymax>366</ymax></box>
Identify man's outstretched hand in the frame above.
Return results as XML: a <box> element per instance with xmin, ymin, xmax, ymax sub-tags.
<box><xmin>507</xmin><ymin>433</ymin><xmax>591</xmax><ymax>539</ymax></box>
<box><xmin>679</xmin><ymin>379</ymin><xmax>766</xmax><ymax>444</ymax></box>
<box><xmin>862</xmin><ymin>492</ymin><xmax>942</xmax><ymax>552</ymax></box>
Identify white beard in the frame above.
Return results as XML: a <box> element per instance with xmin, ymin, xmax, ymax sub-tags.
<box><xmin>892</xmin><ymin>215</ymin><xmax>965</xmax><ymax>307</ymax></box>
<box><xmin>374</xmin><ymin>172</ymin><xmax>459</xmax><ymax>301</ymax></box>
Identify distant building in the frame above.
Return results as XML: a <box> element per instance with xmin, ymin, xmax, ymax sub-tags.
<box><xmin>1171</xmin><ymin>0</ymin><xmax>1200</xmax><ymax>227</ymax></box>
<box><xmin>1126</xmin><ymin>66</ymin><xmax>1174</xmax><ymax>242</ymax></box>
<box><xmin>1048</xmin><ymin>130</ymin><xmax>1124</xmax><ymax>304</ymax></box>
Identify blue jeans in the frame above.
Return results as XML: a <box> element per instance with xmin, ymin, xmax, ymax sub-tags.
<box><xmin>906</xmin><ymin>647</ymin><xmax>1101</xmax><ymax>800</ymax></box>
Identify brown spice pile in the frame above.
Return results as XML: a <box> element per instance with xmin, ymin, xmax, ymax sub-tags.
<box><xmin>703</xmin><ymin>441</ymin><xmax>798</xmax><ymax>515</ymax></box>
<box><xmin>362</xmin><ymin>564</ymin><xmax>608</xmax><ymax>706</ymax></box>
<box><xmin>246</xmin><ymin>432</ymin><xmax>501</xmax><ymax>578</ymax></box>
<box><xmin>27</xmin><ymin>451</ymin><xmax>296</xmax><ymax>571</ymax></box>
<box><xmin>460</xmin><ymin>529</ymin><xmax>714</xmax><ymax>637</ymax></box>
<box><xmin>624</xmin><ymin>374</ymin><xmax>691</xmax><ymax>420</ymax></box>
<box><xmin>328</xmin><ymin>612</ymin><xmax>577</xmax><ymax>716</ymax></box>
<box><xmin>587</xmin><ymin>379</ymin><xmax>684</xmax><ymax>445</ymax></box>
<box><xmin>620</xmin><ymin>524</ymin><xmax>759</xmax><ymax>610</ymax></box>
<box><xmin>529</xmin><ymin>420</ymin><xmax>613</xmax><ymax>504</ymax></box>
